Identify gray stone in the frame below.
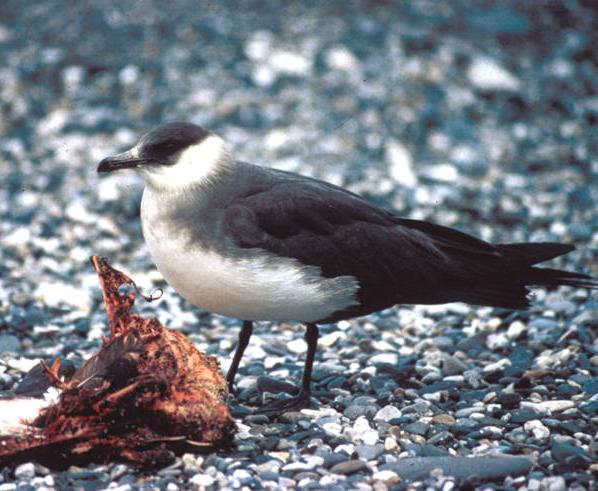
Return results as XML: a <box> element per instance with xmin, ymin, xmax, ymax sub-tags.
<box><xmin>356</xmin><ymin>443</ymin><xmax>384</xmax><ymax>461</ymax></box>
<box><xmin>404</xmin><ymin>421</ymin><xmax>429</xmax><ymax>436</ymax></box>
<box><xmin>343</xmin><ymin>404</ymin><xmax>377</xmax><ymax>420</ymax></box>
<box><xmin>329</xmin><ymin>459</ymin><xmax>368</xmax><ymax>475</ymax></box>
<box><xmin>381</xmin><ymin>455</ymin><xmax>533</xmax><ymax>481</ymax></box>
<box><xmin>0</xmin><ymin>334</ymin><xmax>21</xmax><ymax>354</ymax></box>
<box><xmin>442</xmin><ymin>356</ymin><xmax>468</xmax><ymax>376</ymax></box>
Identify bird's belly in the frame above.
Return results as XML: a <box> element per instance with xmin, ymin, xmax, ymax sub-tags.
<box><xmin>144</xmin><ymin>232</ymin><xmax>360</xmax><ymax>323</ymax></box>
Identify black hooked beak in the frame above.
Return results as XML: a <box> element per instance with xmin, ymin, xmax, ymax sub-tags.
<box><xmin>97</xmin><ymin>151</ymin><xmax>158</xmax><ymax>173</ymax></box>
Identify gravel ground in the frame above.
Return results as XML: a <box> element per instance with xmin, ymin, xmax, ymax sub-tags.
<box><xmin>1</xmin><ymin>1</ymin><xmax>597</xmax><ymax>489</ymax></box>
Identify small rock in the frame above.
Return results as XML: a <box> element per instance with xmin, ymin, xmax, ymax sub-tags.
<box><xmin>257</xmin><ymin>376</ymin><xmax>297</xmax><ymax>394</ymax></box>
<box><xmin>422</xmin><ymin>164</ymin><xmax>458</xmax><ymax>182</ymax></box>
<box><xmin>318</xmin><ymin>331</ymin><xmax>345</xmax><ymax>348</ymax></box>
<box><xmin>384</xmin><ymin>436</ymin><xmax>399</xmax><ymax>451</ymax></box>
<box><xmin>506</xmin><ymin>346</ymin><xmax>534</xmax><ymax>376</ymax></box>
<box><xmin>387</xmin><ymin>139</ymin><xmax>417</xmax><ymax>187</ymax></box>
<box><xmin>323</xmin><ymin>452</ymin><xmax>349</xmax><ymax>469</ymax></box>
<box><xmin>431</xmin><ymin>414</ymin><xmax>456</xmax><ymax>426</ymax></box>
<box><xmin>0</xmin><ymin>334</ymin><xmax>21</xmax><ymax>354</ymax></box>
<box><xmin>551</xmin><ymin>441</ymin><xmax>591</xmax><ymax>462</ymax></box>
<box><xmin>498</xmin><ymin>391</ymin><xmax>521</xmax><ymax>409</ymax></box>
<box><xmin>278</xmin><ymin>411</ymin><xmax>305</xmax><ymax>424</ymax></box>
<box><xmin>356</xmin><ymin>443</ymin><xmax>384</xmax><ymax>461</ymax></box>
<box><xmin>370</xmin><ymin>353</ymin><xmax>399</xmax><ymax>365</ymax></box>
<box><xmin>190</xmin><ymin>473</ymin><xmax>214</xmax><ymax>489</ymax></box>
<box><xmin>329</xmin><ymin>459</ymin><xmax>368</xmax><ymax>475</ymax></box>
<box><xmin>510</xmin><ymin>408</ymin><xmax>542</xmax><ymax>423</ymax></box>
<box><xmin>521</xmin><ymin>400</ymin><xmax>574</xmax><ymax>414</ymax></box>
<box><xmin>545</xmin><ymin>298</ymin><xmax>576</xmax><ymax>316</ymax></box>
<box><xmin>374</xmin><ymin>405</ymin><xmax>402</xmax><ymax>422</ymax></box>
<box><xmin>582</xmin><ymin>377</ymin><xmax>598</xmax><ymax>395</ymax></box>
<box><xmin>372</xmin><ymin>469</ymin><xmax>399</xmax><ymax>482</ymax></box>
<box><xmin>344</xmin><ymin>404</ymin><xmax>378</xmax><ymax>420</ymax></box>
<box><xmin>404</xmin><ymin>421</ymin><xmax>429</xmax><ymax>436</ymax></box>
<box><xmin>381</xmin><ymin>455</ymin><xmax>532</xmax><ymax>481</ymax></box>
<box><xmin>506</xmin><ymin>321</ymin><xmax>526</xmax><ymax>340</ymax></box>
<box><xmin>486</xmin><ymin>332</ymin><xmax>509</xmax><ymax>350</ymax></box>
<box><xmin>524</xmin><ymin>420</ymin><xmax>550</xmax><ymax>440</ymax></box>
<box><xmin>442</xmin><ymin>356</ymin><xmax>468</xmax><ymax>376</ymax></box>
<box><xmin>528</xmin><ymin>318</ymin><xmax>558</xmax><ymax>330</ymax></box>
<box><xmin>541</xmin><ymin>476</ymin><xmax>566</xmax><ymax>491</ymax></box>
<box><xmin>483</xmin><ymin>359</ymin><xmax>511</xmax><ymax>373</ymax></box>
<box><xmin>14</xmin><ymin>462</ymin><xmax>36</xmax><ymax>480</ymax></box>
<box><xmin>110</xmin><ymin>464</ymin><xmax>130</xmax><ymax>481</ymax></box>
<box><xmin>468</xmin><ymin>56</ymin><xmax>521</xmax><ymax>91</ymax></box>
<box><xmin>287</xmin><ymin>338</ymin><xmax>306</xmax><ymax>354</ymax></box>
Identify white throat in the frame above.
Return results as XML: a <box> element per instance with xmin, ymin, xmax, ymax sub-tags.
<box><xmin>139</xmin><ymin>135</ymin><xmax>230</xmax><ymax>191</ymax></box>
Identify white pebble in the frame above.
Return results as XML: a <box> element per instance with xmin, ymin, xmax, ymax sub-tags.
<box><xmin>190</xmin><ymin>473</ymin><xmax>214</xmax><ymax>489</ymax></box>
<box><xmin>119</xmin><ymin>65</ymin><xmax>139</xmax><ymax>85</ymax></box>
<box><xmin>369</xmin><ymin>353</ymin><xmax>398</xmax><ymax>365</ymax></box>
<box><xmin>345</xmin><ymin>416</ymin><xmax>379</xmax><ymax>445</ymax></box>
<box><xmin>373</xmin><ymin>470</ymin><xmax>398</xmax><ymax>481</ymax></box>
<box><xmin>2</xmin><ymin>227</ymin><xmax>31</xmax><ymax>249</ymax></box>
<box><xmin>541</xmin><ymin>476</ymin><xmax>566</xmax><ymax>491</ymax></box>
<box><xmin>325</xmin><ymin>45</ymin><xmax>360</xmax><ymax>72</ymax></box>
<box><xmin>232</xmin><ymin>469</ymin><xmax>251</xmax><ymax>482</ymax></box>
<box><xmin>322</xmin><ymin>422</ymin><xmax>343</xmax><ymax>437</ymax></box>
<box><xmin>244</xmin><ymin>345</ymin><xmax>266</xmax><ymax>360</ymax></box>
<box><xmin>245</xmin><ymin>30</ymin><xmax>273</xmax><ymax>61</ymax></box>
<box><xmin>63</xmin><ymin>65</ymin><xmax>84</xmax><ymax>90</ymax></box>
<box><xmin>269</xmin><ymin>50</ymin><xmax>311</xmax><ymax>76</ymax></box>
<box><xmin>287</xmin><ymin>338</ymin><xmax>307</xmax><ymax>354</ymax></box>
<box><xmin>319</xmin><ymin>331</ymin><xmax>346</xmax><ymax>348</ymax></box>
<box><xmin>486</xmin><ymin>332</ymin><xmax>509</xmax><ymax>350</ymax></box>
<box><xmin>36</xmin><ymin>281</ymin><xmax>91</xmax><ymax>309</ymax></box>
<box><xmin>374</xmin><ymin>405</ymin><xmax>402</xmax><ymax>422</ymax></box>
<box><xmin>387</xmin><ymin>139</ymin><xmax>417</xmax><ymax>187</ymax></box>
<box><xmin>483</xmin><ymin>358</ymin><xmax>511</xmax><ymax>372</ymax></box>
<box><xmin>37</xmin><ymin>108</ymin><xmax>69</xmax><ymax>136</ymax></box>
<box><xmin>66</xmin><ymin>200</ymin><xmax>95</xmax><ymax>224</ymax></box>
<box><xmin>468</xmin><ymin>57</ymin><xmax>521</xmax><ymax>91</ymax></box>
<box><xmin>14</xmin><ymin>462</ymin><xmax>35</xmax><ymax>480</ymax></box>
<box><xmin>7</xmin><ymin>357</ymin><xmax>40</xmax><ymax>373</ymax></box>
<box><xmin>507</xmin><ymin>320</ymin><xmax>526</xmax><ymax>340</ymax></box>
<box><xmin>521</xmin><ymin>400</ymin><xmax>574</xmax><ymax>413</ymax></box>
<box><xmin>524</xmin><ymin>419</ymin><xmax>550</xmax><ymax>440</ymax></box>
<box><xmin>450</xmin><ymin>144</ymin><xmax>477</xmax><ymax>165</ymax></box>
<box><xmin>422</xmin><ymin>163</ymin><xmax>458</xmax><ymax>182</ymax></box>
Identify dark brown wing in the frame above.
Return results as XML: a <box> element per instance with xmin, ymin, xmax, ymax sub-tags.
<box><xmin>223</xmin><ymin>172</ymin><xmax>594</xmax><ymax>320</ymax></box>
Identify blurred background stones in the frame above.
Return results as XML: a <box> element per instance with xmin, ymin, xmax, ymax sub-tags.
<box><xmin>0</xmin><ymin>1</ymin><xmax>596</xmax><ymax>489</ymax></box>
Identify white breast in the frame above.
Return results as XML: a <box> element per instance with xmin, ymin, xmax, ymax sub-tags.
<box><xmin>140</xmin><ymin>188</ymin><xmax>359</xmax><ymax>322</ymax></box>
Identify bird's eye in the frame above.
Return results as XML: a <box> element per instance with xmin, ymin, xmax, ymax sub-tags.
<box><xmin>142</xmin><ymin>141</ymin><xmax>181</xmax><ymax>162</ymax></box>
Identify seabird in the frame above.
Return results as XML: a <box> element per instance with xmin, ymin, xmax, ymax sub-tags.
<box><xmin>98</xmin><ymin>122</ymin><xmax>597</xmax><ymax>412</ymax></box>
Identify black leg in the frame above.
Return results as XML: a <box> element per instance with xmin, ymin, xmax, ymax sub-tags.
<box><xmin>300</xmin><ymin>323</ymin><xmax>319</xmax><ymax>394</ymax></box>
<box><xmin>257</xmin><ymin>323</ymin><xmax>319</xmax><ymax>414</ymax></box>
<box><xmin>226</xmin><ymin>320</ymin><xmax>253</xmax><ymax>392</ymax></box>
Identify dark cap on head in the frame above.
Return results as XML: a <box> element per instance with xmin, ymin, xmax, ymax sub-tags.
<box><xmin>138</xmin><ymin>122</ymin><xmax>211</xmax><ymax>162</ymax></box>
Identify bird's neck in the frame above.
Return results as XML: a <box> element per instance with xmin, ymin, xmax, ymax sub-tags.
<box><xmin>142</xmin><ymin>136</ymin><xmax>235</xmax><ymax>194</ymax></box>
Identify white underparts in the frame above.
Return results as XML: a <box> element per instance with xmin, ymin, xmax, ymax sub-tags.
<box><xmin>141</xmin><ymin>188</ymin><xmax>360</xmax><ymax>322</ymax></box>
<box><xmin>139</xmin><ymin>135</ymin><xmax>230</xmax><ymax>191</ymax></box>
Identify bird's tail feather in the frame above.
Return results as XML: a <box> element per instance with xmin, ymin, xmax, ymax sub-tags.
<box><xmin>525</xmin><ymin>267</ymin><xmax>598</xmax><ymax>290</ymax></box>
<box><xmin>497</xmin><ymin>242</ymin><xmax>575</xmax><ymax>265</ymax></box>
<box><xmin>450</xmin><ymin>242</ymin><xmax>596</xmax><ymax>309</ymax></box>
